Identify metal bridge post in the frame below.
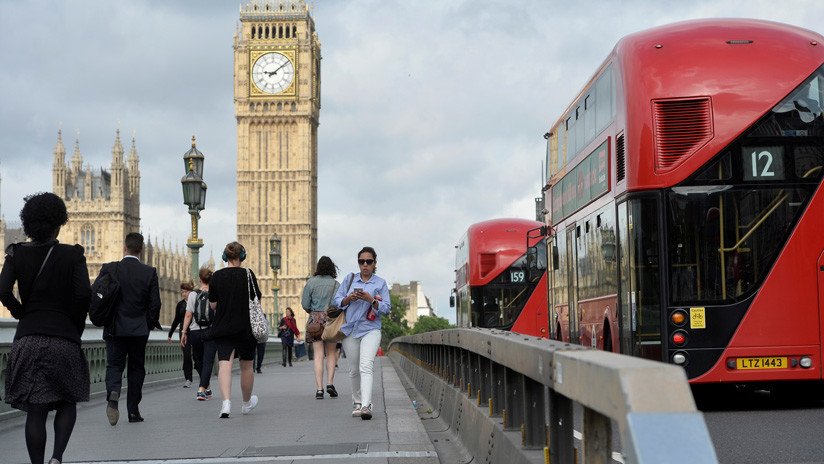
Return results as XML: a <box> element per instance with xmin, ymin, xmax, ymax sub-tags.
<box><xmin>549</xmin><ymin>389</ymin><xmax>574</xmax><ymax>464</ymax></box>
<box><xmin>583</xmin><ymin>406</ymin><xmax>612</xmax><ymax>464</ymax></box>
<box><xmin>491</xmin><ymin>361</ymin><xmax>505</xmax><ymax>416</ymax></box>
<box><xmin>523</xmin><ymin>377</ymin><xmax>547</xmax><ymax>448</ymax></box>
<box><xmin>505</xmin><ymin>369</ymin><xmax>525</xmax><ymax>430</ymax></box>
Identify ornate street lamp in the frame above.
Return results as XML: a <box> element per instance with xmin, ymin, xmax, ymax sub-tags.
<box><xmin>268</xmin><ymin>235</ymin><xmax>282</xmax><ymax>334</ymax></box>
<box><xmin>181</xmin><ymin>136</ymin><xmax>207</xmax><ymax>282</ymax></box>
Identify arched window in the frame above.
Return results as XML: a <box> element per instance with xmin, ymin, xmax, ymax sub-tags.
<box><xmin>81</xmin><ymin>224</ymin><xmax>95</xmax><ymax>253</ymax></box>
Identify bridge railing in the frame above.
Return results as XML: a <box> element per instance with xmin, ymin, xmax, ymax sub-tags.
<box><xmin>389</xmin><ymin>328</ymin><xmax>718</xmax><ymax>464</ymax></box>
<box><xmin>0</xmin><ymin>319</ymin><xmax>283</xmax><ymax>420</ymax></box>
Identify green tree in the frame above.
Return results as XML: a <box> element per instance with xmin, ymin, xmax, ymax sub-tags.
<box><xmin>381</xmin><ymin>294</ymin><xmax>410</xmax><ymax>350</ymax></box>
<box><xmin>409</xmin><ymin>315</ymin><xmax>452</xmax><ymax>335</ymax></box>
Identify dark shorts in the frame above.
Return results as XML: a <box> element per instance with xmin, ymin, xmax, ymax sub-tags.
<box><xmin>214</xmin><ymin>335</ymin><xmax>257</xmax><ymax>361</ymax></box>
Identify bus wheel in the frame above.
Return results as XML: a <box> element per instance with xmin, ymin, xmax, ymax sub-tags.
<box><xmin>603</xmin><ymin>322</ymin><xmax>612</xmax><ymax>352</ymax></box>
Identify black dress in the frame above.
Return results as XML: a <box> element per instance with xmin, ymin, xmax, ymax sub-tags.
<box><xmin>0</xmin><ymin>240</ymin><xmax>92</xmax><ymax>411</ymax></box>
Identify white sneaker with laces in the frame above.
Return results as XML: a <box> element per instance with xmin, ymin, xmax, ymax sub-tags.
<box><xmin>220</xmin><ymin>400</ymin><xmax>231</xmax><ymax>418</ymax></box>
<box><xmin>242</xmin><ymin>395</ymin><xmax>258</xmax><ymax>415</ymax></box>
<box><xmin>351</xmin><ymin>403</ymin><xmax>362</xmax><ymax>418</ymax></box>
<box><xmin>183</xmin><ymin>380</ymin><xmax>192</xmax><ymax>388</ymax></box>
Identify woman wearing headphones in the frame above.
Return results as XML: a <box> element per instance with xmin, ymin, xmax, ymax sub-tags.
<box><xmin>207</xmin><ymin>241</ymin><xmax>262</xmax><ymax>419</ymax></box>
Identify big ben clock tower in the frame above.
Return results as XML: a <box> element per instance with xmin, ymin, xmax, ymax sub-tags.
<box><xmin>234</xmin><ymin>0</ymin><xmax>320</xmax><ymax>328</ymax></box>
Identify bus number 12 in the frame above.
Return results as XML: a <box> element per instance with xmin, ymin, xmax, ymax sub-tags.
<box><xmin>751</xmin><ymin>150</ymin><xmax>775</xmax><ymax>178</ymax></box>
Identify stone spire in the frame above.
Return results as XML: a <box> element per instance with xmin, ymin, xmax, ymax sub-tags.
<box><xmin>53</xmin><ymin>129</ymin><xmax>66</xmax><ymax>165</ymax></box>
<box><xmin>53</xmin><ymin>130</ymin><xmax>67</xmax><ymax>198</ymax></box>
<box><xmin>112</xmin><ymin>129</ymin><xmax>124</xmax><ymax>165</ymax></box>
<box><xmin>71</xmin><ymin>134</ymin><xmax>83</xmax><ymax>173</ymax></box>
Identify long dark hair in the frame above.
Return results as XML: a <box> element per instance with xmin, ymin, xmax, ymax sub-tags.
<box><xmin>313</xmin><ymin>256</ymin><xmax>337</xmax><ymax>278</ymax></box>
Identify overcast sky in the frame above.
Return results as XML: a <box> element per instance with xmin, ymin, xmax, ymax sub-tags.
<box><xmin>2</xmin><ymin>0</ymin><xmax>824</xmax><ymax>323</ymax></box>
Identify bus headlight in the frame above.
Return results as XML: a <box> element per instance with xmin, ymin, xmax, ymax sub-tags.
<box><xmin>672</xmin><ymin>351</ymin><xmax>688</xmax><ymax>365</ymax></box>
<box><xmin>800</xmin><ymin>356</ymin><xmax>813</xmax><ymax>368</ymax></box>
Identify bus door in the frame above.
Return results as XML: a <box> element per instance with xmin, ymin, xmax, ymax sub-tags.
<box><xmin>617</xmin><ymin>198</ymin><xmax>663</xmax><ymax>360</ymax></box>
<box><xmin>819</xmin><ymin>250</ymin><xmax>824</xmax><ymax>370</ymax></box>
<box><xmin>566</xmin><ymin>225</ymin><xmax>580</xmax><ymax>344</ymax></box>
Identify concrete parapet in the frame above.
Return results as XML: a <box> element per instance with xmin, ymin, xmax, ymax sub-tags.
<box><xmin>390</xmin><ymin>328</ymin><xmax>718</xmax><ymax>464</ymax></box>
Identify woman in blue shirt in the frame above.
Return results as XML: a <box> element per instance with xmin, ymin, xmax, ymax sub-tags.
<box><xmin>333</xmin><ymin>246</ymin><xmax>391</xmax><ymax>420</ymax></box>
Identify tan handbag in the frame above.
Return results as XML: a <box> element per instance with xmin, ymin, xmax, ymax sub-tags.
<box><xmin>322</xmin><ymin>273</ymin><xmax>354</xmax><ymax>342</ymax></box>
<box><xmin>321</xmin><ymin>312</ymin><xmax>346</xmax><ymax>342</ymax></box>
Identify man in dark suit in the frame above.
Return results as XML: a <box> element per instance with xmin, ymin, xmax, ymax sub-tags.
<box><xmin>99</xmin><ymin>232</ymin><xmax>161</xmax><ymax>425</ymax></box>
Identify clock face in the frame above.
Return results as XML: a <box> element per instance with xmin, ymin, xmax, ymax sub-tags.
<box><xmin>252</xmin><ymin>52</ymin><xmax>295</xmax><ymax>94</ymax></box>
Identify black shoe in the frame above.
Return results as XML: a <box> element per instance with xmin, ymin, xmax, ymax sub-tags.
<box><xmin>315</xmin><ymin>389</ymin><xmax>324</xmax><ymax>400</ymax></box>
<box><xmin>106</xmin><ymin>391</ymin><xmax>119</xmax><ymax>426</ymax></box>
<box><xmin>128</xmin><ymin>412</ymin><xmax>144</xmax><ymax>423</ymax></box>
<box><xmin>256</xmin><ymin>368</ymin><xmax>262</xmax><ymax>374</ymax></box>
<box><xmin>326</xmin><ymin>384</ymin><xmax>338</xmax><ymax>397</ymax></box>
<box><xmin>288</xmin><ymin>363</ymin><xmax>293</xmax><ymax>366</ymax></box>
<box><xmin>282</xmin><ymin>362</ymin><xmax>286</xmax><ymax>367</ymax></box>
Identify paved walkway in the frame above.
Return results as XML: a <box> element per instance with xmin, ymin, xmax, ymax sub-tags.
<box><xmin>0</xmin><ymin>354</ymin><xmax>438</xmax><ymax>464</ymax></box>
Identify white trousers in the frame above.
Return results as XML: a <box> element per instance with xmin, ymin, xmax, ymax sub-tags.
<box><xmin>341</xmin><ymin>329</ymin><xmax>382</xmax><ymax>408</ymax></box>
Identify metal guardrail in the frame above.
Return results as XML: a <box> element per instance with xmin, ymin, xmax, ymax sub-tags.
<box><xmin>389</xmin><ymin>328</ymin><xmax>718</xmax><ymax>464</ymax></box>
<box><xmin>0</xmin><ymin>320</ymin><xmax>283</xmax><ymax>420</ymax></box>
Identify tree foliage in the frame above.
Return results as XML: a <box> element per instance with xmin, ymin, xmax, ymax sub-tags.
<box><xmin>409</xmin><ymin>315</ymin><xmax>452</xmax><ymax>335</ymax></box>
<box><xmin>381</xmin><ymin>294</ymin><xmax>410</xmax><ymax>350</ymax></box>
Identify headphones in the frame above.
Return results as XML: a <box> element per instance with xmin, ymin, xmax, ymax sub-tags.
<box><xmin>222</xmin><ymin>244</ymin><xmax>246</xmax><ymax>263</ymax></box>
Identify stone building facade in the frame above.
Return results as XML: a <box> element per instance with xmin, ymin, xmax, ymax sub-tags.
<box><xmin>0</xmin><ymin>130</ymin><xmax>190</xmax><ymax>324</ymax></box>
<box><xmin>391</xmin><ymin>281</ymin><xmax>435</xmax><ymax>327</ymax></box>
<box><xmin>234</xmin><ymin>0</ymin><xmax>321</xmax><ymax>329</ymax></box>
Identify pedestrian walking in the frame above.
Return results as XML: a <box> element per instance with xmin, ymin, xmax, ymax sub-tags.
<box><xmin>278</xmin><ymin>307</ymin><xmax>301</xmax><ymax>367</ymax></box>
<box><xmin>207</xmin><ymin>241</ymin><xmax>261</xmax><ymax>418</ymax></box>
<box><xmin>333</xmin><ymin>246</ymin><xmax>391</xmax><ymax>420</ymax></box>
<box><xmin>99</xmin><ymin>232</ymin><xmax>162</xmax><ymax>425</ymax></box>
<box><xmin>180</xmin><ymin>267</ymin><xmax>217</xmax><ymax>401</ymax></box>
<box><xmin>254</xmin><ymin>340</ymin><xmax>266</xmax><ymax>373</ymax></box>
<box><xmin>0</xmin><ymin>192</ymin><xmax>92</xmax><ymax>464</ymax></box>
<box><xmin>168</xmin><ymin>281</ymin><xmax>195</xmax><ymax>388</ymax></box>
<box><xmin>301</xmin><ymin>256</ymin><xmax>340</xmax><ymax>399</ymax></box>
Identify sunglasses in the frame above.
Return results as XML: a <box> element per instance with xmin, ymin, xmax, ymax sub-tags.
<box><xmin>358</xmin><ymin>259</ymin><xmax>375</xmax><ymax>265</ymax></box>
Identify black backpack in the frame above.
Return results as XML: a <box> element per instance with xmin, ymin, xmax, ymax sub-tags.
<box><xmin>89</xmin><ymin>263</ymin><xmax>121</xmax><ymax>327</ymax></box>
<box><xmin>192</xmin><ymin>290</ymin><xmax>214</xmax><ymax>327</ymax></box>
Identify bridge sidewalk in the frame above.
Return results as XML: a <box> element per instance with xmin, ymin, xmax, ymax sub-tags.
<box><xmin>0</xmin><ymin>355</ymin><xmax>438</xmax><ymax>463</ymax></box>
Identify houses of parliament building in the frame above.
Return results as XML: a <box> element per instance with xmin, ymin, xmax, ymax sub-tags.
<box><xmin>0</xmin><ymin>130</ymin><xmax>191</xmax><ymax>325</ymax></box>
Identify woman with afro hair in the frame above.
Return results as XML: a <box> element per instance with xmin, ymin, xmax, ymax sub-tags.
<box><xmin>0</xmin><ymin>192</ymin><xmax>92</xmax><ymax>464</ymax></box>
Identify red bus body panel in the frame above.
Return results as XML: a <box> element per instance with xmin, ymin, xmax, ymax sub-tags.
<box><xmin>510</xmin><ymin>272</ymin><xmax>549</xmax><ymax>338</ymax></box>
<box><xmin>693</xmin><ymin>181</ymin><xmax>824</xmax><ymax>383</ymax></box>
<box><xmin>619</xmin><ymin>19</ymin><xmax>824</xmax><ymax>191</ymax></box>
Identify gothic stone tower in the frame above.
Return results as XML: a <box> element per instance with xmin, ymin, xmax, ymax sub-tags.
<box><xmin>53</xmin><ymin>129</ymin><xmax>140</xmax><ymax>274</ymax></box>
<box><xmin>51</xmin><ymin>129</ymin><xmax>189</xmax><ymax>325</ymax></box>
<box><xmin>234</xmin><ymin>0</ymin><xmax>321</xmax><ymax>328</ymax></box>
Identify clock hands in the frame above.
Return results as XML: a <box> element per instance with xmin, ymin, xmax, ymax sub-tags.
<box><xmin>265</xmin><ymin>61</ymin><xmax>290</xmax><ymax>77</ymax></box>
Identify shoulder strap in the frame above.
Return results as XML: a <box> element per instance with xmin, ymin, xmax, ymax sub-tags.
<box><xmin>34</xmin><ymin>245</ymin><xmax>55</xmax><ymax>281</ymax></box>
<box><xmin>246</xmin><ymin>268</ymin><xmax>256</xmax><ymax>299</ymax></box>
<box><xmin>345</xmin><ymin>273</ymin><xmax>356</xmax><ymax>293</ymax></box>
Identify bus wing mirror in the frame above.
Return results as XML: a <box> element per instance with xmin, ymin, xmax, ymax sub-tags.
<box><xmin>552</xmin><ymin>245</ymin><xmax>560</xmax><ymax>270</ymax></box>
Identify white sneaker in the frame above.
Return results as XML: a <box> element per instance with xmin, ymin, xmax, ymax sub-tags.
<box><xmin>220</xmin><ymin>400</ymin><xmax>231</xmax><ymax>418</ymax></box>
<box><xmin>183</xmin><ymin>380</ymin><xmax>192</xmax><ymax>388</ymax></box>
<box><xmin>242</xmin><ymin>395</ymin><xmax>258</xmax><ymax>415</ymax></box>
<box><xmin>351</xmin><ymin>403</ymin><xmax>362</xmax><ymax>417</ymax></box>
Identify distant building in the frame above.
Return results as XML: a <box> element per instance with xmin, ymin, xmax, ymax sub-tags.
<box><xmin>391</xmin><ymin>281</ymin><xmax>434</xmax><ymax>327</ymax></box>
<box><xmin>0</xmin><ymin>130</ymin><xmax>191</xmax><ymax>325</ymax></box>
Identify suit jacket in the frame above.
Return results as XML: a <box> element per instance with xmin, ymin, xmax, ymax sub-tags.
<box><xmin>0</xmin><ymin>240</ymin><xmax>91</xmax><ymax>344</ymax></box>
<box><xmin>98</xmin><ymin>256</ymin><xmax>161</xmax><ymax>338</ymax></box>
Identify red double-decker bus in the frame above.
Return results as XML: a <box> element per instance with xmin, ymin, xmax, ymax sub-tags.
<box><xmin>543</xmin><ymin>19</ymin><xmax>824</xmax><ymax>386</ymax></box>
<box><xmin>452</xmin><ymin>218</ymin><xmax>549</xmax><ymax>337</ymax></box>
